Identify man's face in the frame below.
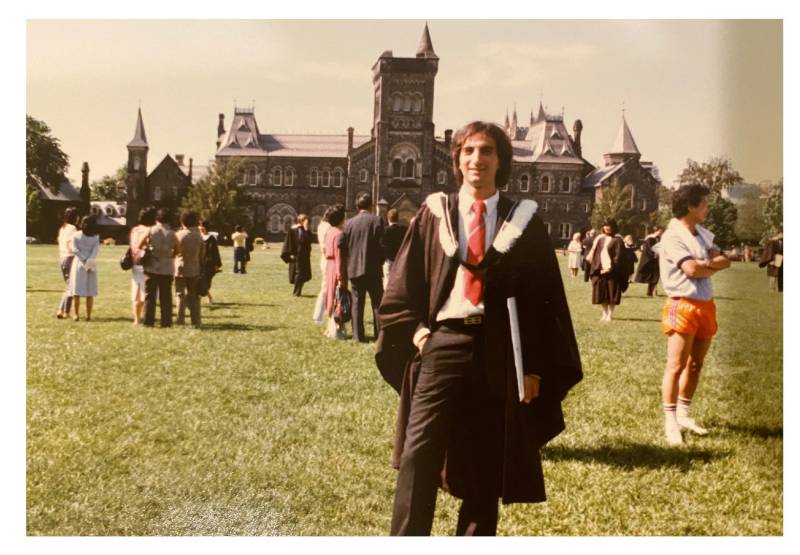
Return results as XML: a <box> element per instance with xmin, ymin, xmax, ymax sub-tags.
<box><xmin>458</xmin><ymin>132</ymin><xmax>499</xmax><ymax>192</ymax></box>
<box><xmin>687</xmin><ymin>197</ymin><xmax>709</xmax><ymax>224</ymax></box>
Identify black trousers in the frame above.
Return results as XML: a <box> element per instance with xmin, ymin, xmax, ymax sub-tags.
<box><xmin>233</xmin><ymin>247</ymin><xmax>247</xmax><ymax>273</ymax></box>
<box><xmin>293</xmin><ymin>279</ymin><xmax>304</xmax><ymax>296</ymax></box>
<box><xmin>144</xmin><ymin>273</ymin><xmax>174</xmax><ymax>327</ymax></box>
<box><xmin>390</xmin><ymin>324</ymin><xmax>502</xmax><ymax>536</ymax></box>
<box><xmin>350</xmin><ymin>274</ymin><xmax>383</xmax><ymax>342</ymax></box>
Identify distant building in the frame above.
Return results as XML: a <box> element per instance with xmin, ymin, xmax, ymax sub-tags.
<box><xmin>125</xmin><ymin>24</ymin><xmax>660</xmax><ymax>245</ymax></box>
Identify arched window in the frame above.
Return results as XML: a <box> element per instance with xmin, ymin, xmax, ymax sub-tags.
<box><xmin>309</xmin><ymin>168</ymin><xmax>319</xmax><ymax>188</ymax></box>
<box><xmin>247</xmin><ymin>166</ymin><xmax>258</xmax><ymax>185</ymax></box>
<box><xmin>519</xmin><ymin>174</ymin><xmax>530</xmax><ymax>192</ymax></box>
<box><xmin>322</xmin><ymin>169</ymin><xmax>330</xmax><ymax>188</ymax></box>
<box><xmin>285</xmin><ymin>167</ymin><xmax>295</xmax><ymax>187</ymax></box>
<box><xmin>392</xmin><ymin>158</ymin><xmax>402</xmax><ymax>177</ymax></box>
<box><xmin>640</xmin><ymin>198</ymin><xmax>647</xmax><ymax>211</ymax></box>
<box><xmin>403</xmin><ymin>96</ymin><xmax>412</xmax><ymax>112</ymax></box>
<box><xmin>272</xmin><ymin>167</ymin><xmax>282</xmax><ymax>187</ymax></box>
<box><xmin>333</xmin><ymin>168</ymin><xmax>344</xmax><ymax>188</ymax></box>
<box><xmin>412</xmin><ymin>96</ymin><xmax>422</xmax><ymax>112</ymax></box>
<box><xmin>269</xmin><ymin>215</ymin><xmax>282</xmax><ymax>233</ymax></box>
<box><xmin>360</xmin><ymin>169</ymin><xmax>368</xmax><ymax>183</ymax></box>
<box><xmin>153</xmin><ymin>186</ymin><xmax>161</xmax><ymax>201</ymax></box>
<box><xmin>404</xmin><ymin>159</ymin><xmax>415</xmax><ymax>178</ymax></box>
<box><xmin>559</xmin><ymin>222</ymin><xmax>571</xmax><ymax>239</ymax></box>
<box><xmin>282</xmin><ymin>214</ymin><xmax>295</xmax><ymax>231</ymax></box>
<box><xmin>540</xmin><ymin>175</ymin><xmax>551</xmax><ymax>193</ymax></box>
<box><xmin>393</xmin><ymin>95</ymin><xmax>403</xmax><ymax>112</ymax></box>
<box><xmin>560</xmin><ymin>176</ymin><xmax>570</xmax><ymax>193</ymax></box>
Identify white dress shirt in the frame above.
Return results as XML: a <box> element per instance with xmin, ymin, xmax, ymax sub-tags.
<box><xmin>413</xmin><ymin>187</ymin><xmax>499</xmax><ymax>346</ymax></box>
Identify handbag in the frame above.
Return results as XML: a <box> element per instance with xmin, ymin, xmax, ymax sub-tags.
<box><xmin>334</xmin><ymin>285</ymin><xmax>352</xmax><ymax>325</ymax></box>
<box><xmin>132</xmin><ymin>233</ymin><xmax>153</xmax><ymax>266</ymax></box>
<box><xmin>120</xmin><ymin>247</ymin><xmax>133</xmax><ymax>270</ymax></box>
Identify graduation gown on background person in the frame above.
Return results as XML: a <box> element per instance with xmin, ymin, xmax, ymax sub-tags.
<box><xmin>634</xmin><ymin>235</ymin><xmax>660</xmax><ymax>285</ymax></box>
<box><xmin>375</xmin><ymin>192</ymin><xmax>582</xmax><ymax>505</ymax></box>
<box><xmin>281</xmin><ymin>225</ymin><xmax>312</xmax><ymax>285</ymax></box>
<box><xmin>588</xmin><ymin>233</ymin><xmax>625</xmax><ymax>304</ymax></box>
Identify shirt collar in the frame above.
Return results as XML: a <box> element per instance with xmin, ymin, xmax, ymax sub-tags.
<box><xmin>458</xmin><ymin>186</ymin><xmax>499</xmax><ymax>216</ymax></box>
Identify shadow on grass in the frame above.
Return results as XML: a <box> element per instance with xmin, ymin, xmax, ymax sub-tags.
<box><xmin>201</xmin><ymin>322</ymin><xmax>279</xmax><ymax>332</ymax></box>
<box><xmin>613</xmin><ymin>317</ymin><xmax>660</xmax><ymax>322</ymax></box>
<box><xmin>207</xmin><ymin>302</ymin><xmax>276</xmax><ymax>309</ymax></box>
<box><xmin>722</xmin><ymin>423</ymin><xmax>783</xmax><ymax>439</ymax></box>
<box><xmin>26</xmin><ymin>288</ymin><xmax>63</xmax><ymax>293</ymax></box>
<box><xmin>712</xmin><ymin>296</ymin><xmax>743</xmax><ymax>301</ymax></box>
<box><xmin>544</xmin><ymin>442</ymin><xmax>728</xmax><ymax>471</ymax></box>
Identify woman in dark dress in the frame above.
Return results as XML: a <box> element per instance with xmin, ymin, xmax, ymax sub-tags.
<box><xmin>634</xmin><ymin>224</ymin><xmax>663</xmax><ymax>296</ymax></box>
<box><xmin>281</xmin><ymin>214</ymin><xmax>312</xmax><ymax>296</ymax></box>
<box><xmin>587</xmin><ymin>218</ymin><xmax>625</xmax><ymax>321</ymax></box>
<box><xmin>198</xmin><ymin>220</ymin><xmax>222</xmax><ymax>304</ymax></box>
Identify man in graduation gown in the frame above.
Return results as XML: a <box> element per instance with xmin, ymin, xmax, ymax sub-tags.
<box><xmin>281</xmin><ymin>214</ymin><xmax>312</xmax><ymax>296</ymax></box>
<box><xmin>376</xmin><ymin>121</ymin><xmax>582</xmax><ymax>536</ymax></box>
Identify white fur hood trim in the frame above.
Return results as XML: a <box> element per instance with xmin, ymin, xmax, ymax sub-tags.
<box><xmin>492</xmin><ymin>199</ymin><xmax>538</xmax><ymax>254</ymax></box>
<box><xmin>424</xmin><ymin>193</ymin><xmax>538</xmax><ymax>257</ymax></box>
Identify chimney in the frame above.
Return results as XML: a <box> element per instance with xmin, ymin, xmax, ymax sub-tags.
<box><xmin>80</xmin><ymin>162</ymin><xmax>90</xmax><ymax>206</ymax></box>
<box><xmin>175</xmin><ymin>154</ymin><xmax>185</xmax><ymax>166</ymax></box>
<box><xmin>216</xmin><ymin>113</ymin><xmax>226</xmax><ymax>150</ymax></box>
<box><xmin>347</xmin><ymin>127</ymin><xmax>354</xmax><ymax>153</ymax></box>
<box><xmin>188</xmin><ymin>158</ymin><xmax>193</xmax><ymax>182</ymax></box>
<box><xmin>572</xmin><ymin>119</ymin><xmax>583</xmax><ymax>159</ymax></box>
<box><xmin>444</xmin><ymin>129</ymin><xmax>453</xmax><ymax>149</ymax></box>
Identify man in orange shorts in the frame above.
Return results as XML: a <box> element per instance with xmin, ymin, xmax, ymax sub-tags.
<box><xmin>657</xmin><ymin>184</ymin><xmax>730</xmax><ymax>445</ymax></box>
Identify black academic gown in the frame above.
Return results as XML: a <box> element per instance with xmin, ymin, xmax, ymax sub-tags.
<box><xmin>281</xmin><ymin>226</ymin><xmax>312</xmax><ymax>285</ymax></box>
<box><xmin>634</xmin><ymin>235</ymin><xmax>660</xmax><ymax>285</ymax></box>
<box><xmin>375</xmin><ymin>192</ymin><xmax>582</xmax><ymax>504</ymax></box>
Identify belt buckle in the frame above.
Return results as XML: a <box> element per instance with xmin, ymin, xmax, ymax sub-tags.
<box><xmin>464</xmin><ymin>315</ymin><xmax>482</xmax><ymax>325</ymax></box>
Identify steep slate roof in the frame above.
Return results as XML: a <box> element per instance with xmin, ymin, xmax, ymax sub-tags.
<box><xmin>416</xmin><ymin>23</ymin><xmax>438</xmax><ymax>59</ymax></box>
<box><xmin>608</xmin><ymin>116</ymin><xmax>640</xmax><ymax>155</ymax></box>
<box><xmin>583</xmin><ymin>163</ymin><xmax>624</xmax><ymax>189</ymax></box>
<box><xmin>518</xmin><ymin>116</ymin><xmax>583</xmax><ymax>165</ymax></box>
<box><xmin>127</xmin><ymin>108</ymin><xmax>148</xmax><ymax>148</ymax></box>
<box><xmin>36</xmin><ymin>178</ymin><xmax>82</xmax><ymax>202</ymax></box>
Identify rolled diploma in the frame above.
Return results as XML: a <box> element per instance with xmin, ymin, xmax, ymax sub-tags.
<box><xmin>506</xmin><ymin>296</ymin><xmax>525</xmax><ymax>402</ymax></box>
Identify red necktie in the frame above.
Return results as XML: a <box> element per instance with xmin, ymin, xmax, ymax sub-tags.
<box><xmin>464</xmin><ymin>200</ymin><xmax>486</xmax><ymax>305</ymax></box>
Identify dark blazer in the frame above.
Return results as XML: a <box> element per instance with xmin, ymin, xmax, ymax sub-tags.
<box><xmin>376</xmin><ymin>192</ymin><xmax>582</xmax><ymax>504</ymax></box>
<box><xmin>381</xmin><ymin>222</ymin><xmax>409</xmax><ymax>262</ymax></box>
<box><xmin>338</xmin><ymin>211</ymin><xmax>385</xmax><ymax>280</ymax></box>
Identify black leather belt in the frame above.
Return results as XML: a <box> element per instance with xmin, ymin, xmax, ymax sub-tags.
<box><xmin>437</xmin><ymin>315</ymin><xmax>484</xmax><ymax>331</ymax></box>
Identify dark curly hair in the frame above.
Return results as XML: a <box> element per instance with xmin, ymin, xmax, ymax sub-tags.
<box><xmin>450</xmin><ymin>121</ymin><xmax>512</xmax><ymax>188</ymax></box>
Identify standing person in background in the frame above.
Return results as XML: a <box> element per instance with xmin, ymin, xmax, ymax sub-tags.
<box><xmin>68</xmin><ymin>214</ymin><xmax>100</xmax><ymax>322</ymax></box>
<box><xmin>175</xmin><ymin>211</ymin><xmax>205</xmax><ymax>327</ymax></box>
<box><xmin>198</xmin><ymin>220</ymin><xmax>222</xmax><ymax>304</ymax></box>
<box><xmin>380</xmin><ymin>208</ymin><xmax>408</xmax><ymax>290</ymax></box>
<box><xmin>140</xmin><ymin>208</ymin><xmax>180</xmax><ymax>328</ymax></box>
<box><xmin>581</xmin><ymin>228</ymin><xmax>596</xmax><ymax>282</ymax></box>
<box><xmin>566</xmin><ymin>232</ymin><xmax>583</xmax><ymax>278</ymax></box>
<box><xmin>622</xmin><ymin>235</ymin><xmax>638</xmax><ymax>285</ymax></box>
<box><xmin>281</xmin><ymin>214</ymin><xmax>312</xmax><ymax>297</ymax></box>
<box><xmin>130</xmin><ymin>207</ymin><xmax>156</xmax><ymax>325</ymax></box>
<box><xmin>759</xmin><ymin>230</ymin><xmax>783</xmax><ymax>292</ymax></box>
<box><xmin>56</xmin><ymin>207</ymin><xmax>79</xmax><ymax>319</ymax></box>
<box><xmin>323</xmin><ymin>205</ymin><xmax>347</xmax><ymax>340</ymax></box>
<box><xmin>231</xmin><ymin>225</ymin><xmax>248</xmax><ymax>274</ymax></box>
<box><xmin>313</xmin><ymin>207</ymin><xmax>335</xmax><ymax>324</ymax></box>
<box><xmin>338</xmin><ymin>193</ymin><xmax>385</xmax><ymax>343</ymax></box>
<box><xmin>658</xmin><ymin>184</ymin><xmax>730</xmax><ymax>445</ymax></box>
<box><xmin>634</xmin><ymin>224</ymin><xmax>663</xmax><ymax>297</ymax></box>
<box><xmin>586</xmin><ymin>219</ymin><xmax>625</xmax><ymax>322</ymax></box>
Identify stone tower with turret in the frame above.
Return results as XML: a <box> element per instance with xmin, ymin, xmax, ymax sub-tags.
<box><xmin>369</xmin><ymin>23</ymin><xmax>440</xmax><ymax>209</ymax></box>
<box><xmin>125</xmin><ymin>108</ymin><xmax>149</xmax><ymax>228</ymax></box>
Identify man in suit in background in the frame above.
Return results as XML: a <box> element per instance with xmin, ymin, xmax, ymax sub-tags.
<box><xmin>338</xmin><ymin>193</ymin><xmax>385</xmax><ymax>342</ymax></box>
<box><xmin>381</xmin><ymin>208</ymin><xmax>409</xmax><ymax>290</ymax></box>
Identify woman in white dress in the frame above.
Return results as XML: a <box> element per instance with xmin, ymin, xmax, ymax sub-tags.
<box><xmin>312</xmin><ymin>207</ymin><xmax>334</xmax><ymax>325</ymax></box>
<box><xmin>129</xmin><ymin>207</ymin><xmax>156</xmax><ymax>325</ymax></box>
<box><xmin>567</xmin><ymin>232</ymin><xmax>584</xmax><ymax>277</ymax></box>
<box><xmin>56</xmin><ymin>207</ymin><xmax>79</xmax><ymax>319</ymax></box>
<box><xmin>68</xmin><ymin>215</ymin><xmax>100</xmax><ymax>321</ymax></box>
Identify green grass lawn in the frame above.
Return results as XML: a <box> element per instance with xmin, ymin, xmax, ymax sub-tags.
<box><xmin>26</xmin><ymin>244</ymin><xmax>783</xmax><ymax>536</ymax></box>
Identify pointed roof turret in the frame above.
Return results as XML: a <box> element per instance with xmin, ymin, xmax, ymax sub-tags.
<box><xmin>536</xmin><ymin>101</ymin><xmax>546</xmax><ymax>123</ymax></box>
<box><xmin>530</xmin><ymin>110</ymin><xmax>535</xmax><ymax>126</ymax></box>
<box><xmin>504</xmin><ymin>107</ymin><xmax>510</xmax><ymax>129</ymax></box>
<box><xmin>512</xmin><ymin>105</ymin><xmax>518</xmax><ymax>127</ymax></box>
<box><xmin>609</xmin><ymin>115</ymin><xmax>640</xmax><ymax>155</ymax></box>
<box><xmin>127</xmin><ymin>108</ymin><xmax>148</xmax><ymax>148</ymax></box>
<box><xmin>416</xmin><ymin>22</ymin><xmax>438</xmax><ymax>59</ymax></box>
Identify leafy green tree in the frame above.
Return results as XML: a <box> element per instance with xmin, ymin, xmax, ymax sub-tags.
<box><xmin>762</xmin><ymin>180</ymin><xmax>783</xmax><ymax>240</ymax></box>
<box><xmin>180</xmin><ymin>159</ymin><xmax>243</xmax><ymax>236</ymax></box>
<box><xmin>90</xmin><ymin>166</ymin><xmax>128</xmax><ymax>201</ymax></box>
<box><xmin>704</xmin><ymin>193</ymin><xmax>738</xmax><ymax>249</ymax></box>
<box><xmin>26</xmin><ymin>115</ymin><xmax>69</xmax><ymax>193</ymax></box>
<box><xmin>677</xmin><ymin>157</ymin><xmax>743</xmax><ymax>196</ymax></box>
<box><xmin>26</xmin><ymin>183</ymin><xmax>43</xmax><ymax>233</ymax></box>
<box><xmin>591</xmin><ymin>181</ymin><xmax>648</xmax><ymax>235</ymax></box>
<box><xmin>734</xmin><ymin>190</ymin><xmax>766</xmax><ymax>245</ymax></box>
<box><xmin>652</xmin><ymin>183</ymin><xmax>674</xmax><ymax>228</ymax></box>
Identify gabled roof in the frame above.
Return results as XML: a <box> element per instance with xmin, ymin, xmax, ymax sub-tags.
<box><xmin>519</xmin><ymin>116</ymin><xmax>583</xmax><ymax>164</ymax></box>
<box><xmin>127</xmin><ymin>108</ymin><xmax>148</xmax><ymax>148</ymax></box>
<box><xmin>261</xmin><ymin>134</ymin><xmax>371</xmax><ymax>158</ymax></box>
<box><xmin>583</xmin><ymin>163</ymin><xmax>625</xmax><ymax>189</ymax></box>
<box><xmin>608</xmin><ymin>116</ymin><xmax>640</xmax><ymax>155</ymax></box>
<box><xmin>36</xmin><ymin>178</ymin><xmax>82</xmax><ymax>202</ymax></box>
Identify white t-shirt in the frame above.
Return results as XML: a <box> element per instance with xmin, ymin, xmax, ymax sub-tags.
<box><xmin>658</xmin><ymin>219</ymin><xmax>715</xmax><ymax>300</ymax></box>
<box><xmin>57</xmin><ymin>224</ymin><xmax>77</xmax><ymax>260</ymax></box>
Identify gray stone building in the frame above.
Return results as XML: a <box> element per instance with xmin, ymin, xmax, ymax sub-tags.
<box><xmin>126</xmin><ymin>24</ymin><xmax>660</xmax><ymax>246</ymax></box>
